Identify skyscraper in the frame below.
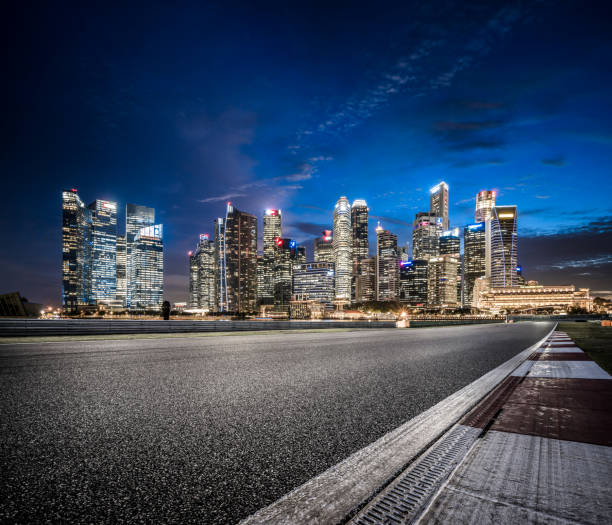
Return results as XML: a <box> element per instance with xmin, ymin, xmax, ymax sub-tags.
<box><xmin>292</xmin><ymin>262</ymin><xmax>335</xmax><ymax>307</ymax></box>
<box><xmin>115</xmin><ymin>235</ymin><xmax>127</xmax><ymax>307</ymax></box>
<box><xmin>430</xmin><ymin>182</ymin><xmax>449</xmax><ymax>230</ymax></box>
<box><xmin>126</xmin><ymin>203</ymin><xmax>155</xmax><ymax>308</ymax></box>
<box><xmin>439</xmin><ymin>228</ymin><xmax>461</xmax><ymax>304</ymax></box>
<box><xmin>261</xmin><ymin>209</ymin><xmax>282</xmax><ymax>305</ymax></box>
<box><xmin>356</xmin><ymin>257</ymin><xmax>377</xmax><ymax>303</ymax></box>
<box><xmin>214</xmin><ymin>217</ymin><xmax>227</xmax><ymax>312</ymax></box>
<box><xmin>490</xmin><ymin>205</ymin><xmax>518</xmax><ymax>287</ymax></box>
<box><xmin>130</xmin><ymin>224</ymin><xmax>164</xmax><ymax>310</ymax></box>
<box><xmin>88</xmin><ymin>200</ymin><xmax>117</xmax><ymax>304</ymax></box>
<box><xmin>475</xmin><ymin>190</ymin><xmax>496</xmax><ymax>223</ymax></box>
<box><xmin>399</xmin><ymin>260</ymin><xmax>428</xmax><ymax>305</ymax></box>
<box><xmin>314</xmin><ymin>230</ymin><xmax>334</xmax><ymax>263</ymax></box>
<box><xmin>62</xmin><ymin>189</ymin><xmax>91</xmax><ymax>311</ymax></box>
<box><xmin>272</xmin><ymin>238</ymin><xmax>300</xmax><ymax>308</ymax></box>
<box><xmin>333</xmin><ymin>196</ymin><xmax>352</xmax><ymax>301</ymax></box>
<box><xmin>376</xmin><ymin>224</ymin><xmax>399</xmax><ymax>301</ymax></box>
<box><xmin>188</xmin><ymin>233</ymin><xmax>216</xmax><ymax>310</ymax></box>
<box><xmin>219</xmin><ymin>203</ymin><xmax>257</xmax><ymax>313</ymax></box>
<box><xmin>463</xmin><ymin>223</ymin><xmax>486</xmax><ymax>307</ymax></box>
<box><xmin>412</xmin><ymin>212</ymin><xmax>442</xmax><ymax>259</ymax></box>
<box><xmin>351</xmin><ymin>199</ymin><xmax>369</xmax><ymax>300</ymax></box>
<box><xmin>427</xmin><ymin>255</ymin><xmax>459</xmax><ymax>307</ymax></box>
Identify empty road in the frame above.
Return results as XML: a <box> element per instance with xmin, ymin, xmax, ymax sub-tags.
<box><xmin>0</xmin><ymin>322</ymin><xmax>553</xmax><ymax>523</ymax></box>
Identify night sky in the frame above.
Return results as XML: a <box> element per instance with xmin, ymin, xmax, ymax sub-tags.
<box><xmin>3</xmin><ymin>1</ymin><xmax>612</xmax><ymax>306</ymax></box>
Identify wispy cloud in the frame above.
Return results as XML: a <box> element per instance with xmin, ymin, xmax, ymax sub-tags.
<box><xmin>541</xmin><ymin>157</ymin><xmax>564</xmax><ymax>166</ymax></box>
<box><xmin>199</xmin><ymin>193</ymin><xmax>247</xmax><ymax>203</ymax></box>
<box><xmin>535</xmin><ymin>195</ymin><xmax>550</xmax><ymax>199</ymax></box>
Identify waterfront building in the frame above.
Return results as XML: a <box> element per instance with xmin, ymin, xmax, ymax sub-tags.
<box><xmin>214</xmin><ymin>217</ymin><xmax>227</xmax><ymax>311</ymax></box>
<box><xmin>62</xmin><ymin>189</ymin><xmax>92</xmax><ymax>311</ymax></box>
<box><xmin>126</xmin><ymin>203</ymin><xmax>156</xmax><ymax>308</ymax></box>
<box><xmin>272</xmin><ymin>238</ymin><xmax>301</xmax><ymax>307</ymax></box>
<box><xmin>398</xmin><ymin>259</ymin><xmax>428</xmax><ymax>305</ymax></box>
<box><xmin>430</xmin><ymin>182</ymin><xmax>449</xmax><ymax>230</ymax></box>
<box><xmin>490</xmin><ymin>205</ymin><xmax>518</xmax><ymax>287</ymax></box>
<box><xmin>219</xmin><ymin>203</ymin><xmax>257</xmax><ymax>313</ymax></box>
<box><xmin>314</xmin><ymin>230</ymin><xmax>334</xmax><ymax>263</ymax></box>
<box><xmin>475</xmin><ymin>190</ymin><xmax>496</xmax><ymax>223</ymax></box>
<box><xmin>261</xmin><ymin>209</ymin><xmax>282</xmax><ymax>305</ymax></box>
<box><xmin>351</xmin><ymin>199</ymin><xmax>369</xmax><ymax>300</ymax></box>
<box><xmin>188</xmin><ymin>234</ymin><xmax>216</xmax><ymax>310</ymax></box>
<box><xmin>116</xmin><ymin>235</ymin><xmax>126</xmax><ymax>306</ymax></box>
<box><xmin>292</xmin><ymin>262</ymin><xmax>335</xmax><ymax>307</ymax></box>
<box><xmin>130</xmin><ymin>224</ymin><xmax>164</xmax><ymax>310</ymax></box>
<box><xmin>463</xmin><ymin>223</ymin><xmax>486</xmax><ymax>307</ymax></box>
<box><xmin>376</xmin><ymin>224</ymin><xmax>399</xmax><ymax>301</ymax></box>
<box><xmin>88</xmin><ymin>200</ymin><xmax>117</xmax><ymax>304</ymax></box>
<box><xmin>427</xmin><ymin>255</ymin><xmax>460</xmax><ymax>307</ymax></box>
<box><xmin>356</xmin><ymin>256</ymin><xmax>376</xmax><ymax>303</ymax></box>
<box><xmin>439</xmin><ymin>228</ymin><xmax>461</xmax><ymax>304</ymax></box>
<box><xmin>412</xmin><ymin>212</ymin><xmax>442</xmax><ymax>259</ymax></box>
<box><xmin>333</xmin><ymin>197</ymin><xmax>352</xmax><ymax>301</ymax></box>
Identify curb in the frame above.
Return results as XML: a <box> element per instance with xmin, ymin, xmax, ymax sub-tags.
<box><xmin>240</xmin><ymin>323</ymin><xmax>557</xmax><ymax>525</ymax></box>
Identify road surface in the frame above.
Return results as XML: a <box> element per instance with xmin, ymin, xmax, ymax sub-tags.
<box><xmin>0</xmin><ymin>322</ymin><xmax>553</xmax><ymax>523</ymax></box>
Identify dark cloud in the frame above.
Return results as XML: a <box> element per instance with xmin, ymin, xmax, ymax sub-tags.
<box><xmin>451</xmin><ymin>158</ymin><xmax>505</xmax><ymax>168</ymax></box>
<box><xmin>541</xmin><ymin>157</ymin><xmax>565</xmax><ymax>166</ymax></box>
<box><xmin>447</xmin><ymin>140</ymin><xmax>505</xmax><ymax>151</ymax></box>
<box><xmin>369</xmin><ymin>215</ymin><xmax>413</xmax><ymax>227</ymax></box>
<box><xmin>434</xmin><ymin>120</ymin><xmax>504</xmax><ymax>131</ymax></box>
<box><xmin>290</xmin><ymin>222</ymin><xmax>329</xmax><ymax>236</ymax></box>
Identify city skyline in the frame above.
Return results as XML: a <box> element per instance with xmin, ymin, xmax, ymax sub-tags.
<box><xmin>3</xmin><ymin>2</ymin><xmax>612</xmax><ymax>305</ymax></box>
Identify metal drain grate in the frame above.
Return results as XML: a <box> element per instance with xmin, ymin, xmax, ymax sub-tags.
<box><xmin>351</xmin><ymin>425</ymin><xmax>480</xmax><ymax>525</ymax></box>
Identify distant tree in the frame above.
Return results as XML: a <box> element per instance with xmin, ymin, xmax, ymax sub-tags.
<box><xmin>162</xmin><ymin>301</ymin><xmax>171</xmax><ymax>320</ymax></box>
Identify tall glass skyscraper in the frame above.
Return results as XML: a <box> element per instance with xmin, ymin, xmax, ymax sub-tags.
<box><xmin>130</xmin><ymin>224</ymin><xmax>164</xmax><ymax>310</ymax></box>
<box><xmin>376</xmin><ymin>224</ymin><xmax>399</xmax><ymax>301</ymax></box>
<box><xmin>439</xmin><ymin>228</ymin><xmax>461</xmax><ymax>304</ymax></box>
<box><xmin>464</xmin><ymin>223</ymin><xmax>486</xmax><ymax>306</ymax></box>
<box><xmin>314</xmin><ymin>230</ymin><xmax>334</xmax><ymax>263</ymax></box>
<box><xmin>261</xmin><ymin>209</ymin><xmax>282</xmax><ymax>305</ymax></box>
<box><xmin>115</xmin><ymin>235</ymin><xmax>127</xmax><ymax>306</ymax></box>
<box><xmin>272</xmin><ymin>238</ymin><xmax>300</xmax><ymax>308</ymax></box>
<box><xmin>427</xmin><ymin>255</ymin><xmax>460</xmax><ymax>306</ymax></box>
<box><xmin>188</xmin><ymin>233</ymin><xmax>216</xmax><ymax>310</ymax></box>
<box><xmin>351</xmin><ymin>199</ymin><xmax>369</xmax><ymax>301</ymax></box>
<box><xmin>333</xmin><ymin>196</ymin><xmax>352</xmax><ymax>301</ymax></box>
<box><xmin>214</xmin><ymin>217</ymin><xmax>227</xmax><ymax>312</ymax></box>
<box><xmin>88</xmin><ymin>200</ymin><xmax>117</xmax><ymax>304</ymax></box>
<box><xmin>412</xmin><ymin>212</ymin><xmax>442</xmax><ymax>259</ymax></box>
<box><xmin>126</xmin><ymin>203</ymin><xmax>156</xmax><ymax>308</ymax></box>
<box><xmin>490</xmin><ymin>205</ymin><xmax>518</xmax><ymax>288</ymax></box>
<box><xmin>430</xmin><ymin>182</ymin><xmax>449</xmax><ymax>230</ymax></box>
<box><xmin>62</xmin><ymin>189</ymin><xmax>92</xmax><ymax>311</ymax></box>
<box><xmin>399</xmin><ymin>259</ymin><xmax>428</xmax><ymax>305</ymax></box>
<box><xmin>475</xmin><ymin>190</ymin><xmax>496</xmax><ymax>223</ymax></box>
<box><xmin>292</xmin><ymin>262</ymin><xmax>335</xmax><ymax>307</ymax></box>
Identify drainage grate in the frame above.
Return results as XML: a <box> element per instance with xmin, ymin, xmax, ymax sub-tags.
<box><xmin>351</xmin><ymin>425</ymin><xmax>480</xmax><ymax>525</ymax></box>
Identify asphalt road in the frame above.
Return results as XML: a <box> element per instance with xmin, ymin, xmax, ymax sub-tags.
<box><xmin>0</xmin><ymin>322</ymin><xmax>553</xmax><ymax>524</ymax></box>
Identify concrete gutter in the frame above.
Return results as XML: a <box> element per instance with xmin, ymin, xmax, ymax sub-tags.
<box><xmin>240</xmin><ymin>323</ymin><xmax>557</xmax><ymax>525</ymax></box>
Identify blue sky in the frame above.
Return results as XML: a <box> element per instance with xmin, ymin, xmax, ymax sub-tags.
<box><xmin>3</xmin><ymin>1</ymin><xmax>612</xmax><ymax>304</ymax></box>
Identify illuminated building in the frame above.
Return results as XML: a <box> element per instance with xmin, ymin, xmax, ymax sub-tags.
<box><xmin>463</xmin><ymin>223</ymin><xmax>486</xmax><ymax>307</ymax></box>
<box><xmin>292</xmin><ymin>262</ymin><xmax>335</xmax><ymax>307</ymax></box>
<box><xmin>399</xmin><ymin>259</ymin><xmax>428</xmax><ymax>305</ymax></box>
<box><xmin>490</xmin><ymin>205</ymin><xmax>518</xmax><ymax>287</ymax></box>
<box><xmin>475</xmin><ymin>190</ymin><xmax>496</xmax><ymax>223</ymax></box>
<box><xmin>115</xmin><ymin>235</ymin><xmax>126</xmax><ymax>307</ymax></box>
<box><xmin>427</xmin><ymin>255</ymin><xmax>459</xmax><ymax>307</ymax></box>
<box><xmin>333</xmin><ymin>196</ymin><xmax>352</xmax><ymax>301</ymax></box>
<box><xmin>126</xmin><ymin>203</ymin><xmax>155</xmax><ymax>308</ymax></box>
<box><xmin>376</xmin><ymin>224</ymin><xmax>399</xmax><ymax>301</ymax></box>
<box><xmin>62</xmin><ymin>189</ymin><xmax>92</xmax><ymax>311</ymax></box>
<box><xmin>412</xmin><ymin>212</ymin><xmax>442</xmax><ymax>259</ymax></box>
<box><xmin>188</xmin><ymin>234</ymin><xmax>216</xmax><ymax>310</ymax></box>
<box><xmin>439</xmin><ymin>228</ymin><xmax>461</xmax><ymax>304</ymax></box>
<box><xmin>475</xmin><ymin>283</ymin><xmax>592</xmax><ymax>313</ymax></box>
<box><xmin>356</xmin><ymin>257</ymin><xmax>376</xmax><ymax>303</ymax></box>
<box><xmin>430</xmin><ymin>182</ymin><xmax>449</xmax><ymax>230</ymax></box>
<box><xmin>351</xmin><ymin>199</ymin><xmax>369</xmax><ymax>300</ymax></box>
<box><xmin>88</xmin><ymin>200</ymin><xmax>117</xmax><ymax>304</ymax></box>
<box><xmin>272</xmin><ymin>238</ymin><xmax>300</xmax><ymax>307</ymax></box>
<box><xmin>214</xmin><ymin>217</ymin><xmax>227</xmax><ymax>311</ymax></box>
<box><xmin>314</xmin><ymin>230</ymin><xmax>334</xmax><ymax>263</ymax></box>
<box><xmin>261</xmin><ymin>209</ymin><xmax>282</xmax><ymax>304</ymax></box>
<box><xmin>219</xmin><ymin>203</ymin><xmax>257</xmax><ymax>313</ymax></box>
<box><xmin>130</xmin><ymin>224</ymin><xmax>163</xmax><ymax>310</ymax></box>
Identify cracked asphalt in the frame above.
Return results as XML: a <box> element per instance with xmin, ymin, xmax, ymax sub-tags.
<box><xmin>0</xmin><ymin>322</ymin><xmax>553</xmax><ymax>523</ymax></box>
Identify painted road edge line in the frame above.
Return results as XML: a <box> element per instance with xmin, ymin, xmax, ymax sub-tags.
<box><xmin>240</xmin><ymin>323</ymin><xmax>557</xmax><ymax>525</ymax></box>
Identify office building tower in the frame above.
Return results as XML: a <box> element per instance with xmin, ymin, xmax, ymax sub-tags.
<box><xmin>314</xmin><ymin>230</ymin><xmax>334</xmax><ymax>263</ymax></box>
<box><xmin>475</xmin><ymin>190</ymin><xmax>496</xmax><ymax>223</ymax></box>
<box><xmin>399</xmin><ymin>259</ymin><xmax>428</xmax><ymax>305</ymax></box>
<box><xmin>412</xmin><ymin>212</ymin><xmax>442</xmax><ymax>259</ymax></box>
<box><xmin>292</xmin><ymin>262</ymin><xmax>335</xmax><ymax>307</ymax></box>
<box><xmin>126</xmin><ymin>204</ymin><xmax>155</xmax><ymax>308</ymax></box>
<box><xmin>376</xmin><ymin>224</ymin><xmax>399</xmax><ymax>301</ymax></box>
<box><xmin>490</xmin><ymin>205</ymin><xmax>518</xmax><ymax>287</ymax></box>
<box><xmin>130</xmin><ymin>224</ymin><xmax>164</xmax><ymax>310</ymax></box>
<box><xmin>261</xmin><ymin>209</ymin><xmax>282</xmax><ymax>304</ymax></box>
<box><xmin>463</xmin><ymin>223</ymin><xmax>486</xmax><ymax>307</ymax></box>
<box><xmin>219</xmin><ymin>203</ymin><xmax>258</xmax><ymax>313</ymax></box>
<box><xmin>439</xmin><ymin>228</ymin><xmax>461</xmax><ymax>304</ymax></box>
<box><xmin>333</xmin><ymin>197</ymin><xmax>352</xmax><ymax>301</ymax></box>
<box><xmin>88</xmin><ymin>200</ymin><xmax>117</xmax><ymax>304</ymax></box>
<box><xmin>116</xmin><ymin>235</ymin><xmax>127</xmax><ymax>306</ymax></box>
<box><xmin>351</xmin><ymin>199</ymin><xmax>369</xmax><ymax>300</ymax></box>
<box><xmin>62</xmin><ymin>189</ymin><xmax>92</xmax><ymax>311</ymax></box>
<box><xmin>430</xmin><ymin>182</ymin><xmax>449</xmax><ymax>230</ymax></box>
<box><xmin>188</xmin><ymin>234</ymin><xmax>216</xmax><ymax>310</ymax></box>
<box><xmin>356</xmin><ymin>257</ymin><xmax>376</xmax><ymax>303</ymax></box>
<box><xmin>214</xmin><ymin>217</ymin><xmax>227</xmax><ymax>312</ymax></box>
<box><xmin>272</xmin><ymin>238</ymin><xmax>300</xmax><ymax>307</ymax></box>
<box><xmin>427</xmin><ymin>255</ymin><xmax>460</xmax><ymax>307</ymax></box>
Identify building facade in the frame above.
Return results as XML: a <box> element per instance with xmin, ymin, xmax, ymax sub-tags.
<box><xmin>116</xmin><ymin>235</ymin><xmax>127</xmax><ymax>306</ymax></box>
<box><xmin>412</xmin><ymin>212</ymin><xmax>442</xmax><ymax>260</ymax></box>
<box><xmin>463</xmin><ymin>223</ymin><xmax>486</xmax><ymax>307</ymax></box>
<box><xmin>475</xmin><ymin>190</ymin><xmax>496</xmax><ymax>223</ymax></box>
<box><xmin>188</xmin><ymin>233</ymin><xmax>216</xmax><ymax>310</ymax></box>
<box><xmin>427</xmin><ymin>255</ymin><xmax>460</xmax><ymax>307</ymax></box>
<box><xmin>490</xmin><ymin>205</ymin><xmax>518</xmax><ymax>288</ymax></box>
<box><xmin>272</xmin><ymin>238</ymin><xmax>300</xmax><ymax>308</ymax></box>
<box><xmin>292</xmin><ymin>262</ymin><xmax>335</xmax><ymax>307</ymax></box>
<box><xmin>376</xmin><ymin>225</ymin><xmax>399</xmax><ymax>301</ymax></box>
<box><xmin>126</xmin><ymin>203</ymin><xmax>156</xmax><ymax>308</ymax></box>
<box><xmin>439</xmin><ymin>228</ymin><xmax>461</xmax><ymax>305</ymax></box>
<box><xmin>333</xmin><ymin>196</ymin><xmax>352</xmax><ymax>301</ymax></box>
<box><xmin>260</xmin><ymin>209</ymin><xmax>282</xmax><ymax>305</ymax></box>
<box><xmin>88</xmin><ymin>200</ymin><xmax>117</xmax><ymax>304</ymax></box>
<box><xmin>476</xmin><ymin>284</ymin><xmax>592</xmax><ymax>313</ymax></box>
<box><xmin>430</xmin><ymin>182</ymin><xmax>449</xmax><ymax>230</ymax></box>
<box><xmin>314</xmin><ymin>230</ymin><xmax>334</xmax><ymax>263</ymax></box>
<box><xmin>130</xmin><ymin>224</ymin><xmax>164</xmax><ymax>310</ymax></box>
<box><xmin>351</xmin><ymin>199</ymin><xmax>369</xmax><ymax>300</ymax></box>
<box><xmin>399</xmin><ymin>259</ymin><xmax>428</xmax><ymax>305</ymax></box>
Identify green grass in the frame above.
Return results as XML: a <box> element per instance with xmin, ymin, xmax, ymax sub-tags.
<box><xmin>558</xmin><ymin>322</ymin><xmax>612</xmax><ymax>374</ymax></box>
<box><xmin>0</xmin><ymin>327</ymin><xmax>365</xmax><ymax>345</ymax></box>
